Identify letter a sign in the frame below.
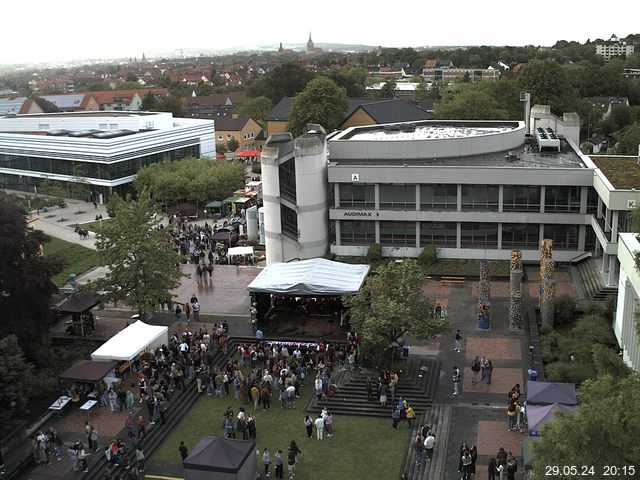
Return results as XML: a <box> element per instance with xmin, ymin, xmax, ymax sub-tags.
<box><xmin>351</xmin><ymin>173</ymin><xmax>360</xmax><ymax>182</ymax></box>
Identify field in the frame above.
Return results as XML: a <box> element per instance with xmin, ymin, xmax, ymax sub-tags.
<box><xmin>152</xmin><ymin>388</ymin><xmax>408</xmax><ymax>480</ymax></box>
<box><xmin>43</xmin><ymin>236</ymin><xmax>100</xmax><ymax>285</ymax></box>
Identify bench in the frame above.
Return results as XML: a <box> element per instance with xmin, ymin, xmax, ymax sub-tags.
<box><xmin>49</xmin><ymin>396</ymin><xmax>71</xmax><ymax>416</ymax></box>
<box><xmin>441</xmin><ymin>276</ymin><xmax>465</xmax><ymax>285</ymax></box>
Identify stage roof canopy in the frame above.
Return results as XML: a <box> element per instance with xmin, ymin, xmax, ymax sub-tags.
<box><xmin>59</xmin><ymin>359</ymin><xmax>118</xmax><ymax>383</ymax></box>
<box><xmin>247</xmin><ymin>258</ymin><xmax>370</xmax><ymax>296</ymax></box>
<box><xmin>91</xmin><ymin>321</ymin><xmax>168</xmax><ymax>362</ymax></box>
<box><xmin>526</xmin><ymin>380</ymin><xmax>578</xmax><ymax>405</ymax></box>
<box><xmin>183</xmin><ymin>437</ymin><xmax>256</xmax><ymax>480</ymax></box>
<box><xmin>54</xmin><ymin>293</ymin><xmax>100</xmax><ymax>313</ymax></box>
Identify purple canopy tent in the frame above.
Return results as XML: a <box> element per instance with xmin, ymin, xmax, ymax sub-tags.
<box><xmin>526</xmin><ymin>403</ymin><xmax>577</xmax><ymax>433</ymax></box>
<box><xmin>526</xmin><ymin>380</ymin><xmax>577</xmax><ymax>405</ymax></box>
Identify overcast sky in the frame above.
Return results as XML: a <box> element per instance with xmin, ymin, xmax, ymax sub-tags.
<box><xmin>1</xmin><ymin>0</ymin><xmax>637</xmax><ymax>65</ymax></box>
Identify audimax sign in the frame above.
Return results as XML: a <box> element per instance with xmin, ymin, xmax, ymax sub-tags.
<box><xmin>342</xmin><ymin>211</ymin><xmax>380</xmax><ymax>217</ymax></box>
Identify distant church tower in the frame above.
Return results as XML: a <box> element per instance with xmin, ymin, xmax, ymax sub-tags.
<box><xmin>279</xmin><ymin>42</ymin><xmax>284</xmax><ymax>52</ymax></box>
<box><xmin>307</xmin><ymin>32</ymin><xmax>314</xmax><ymax>52</ymax></box>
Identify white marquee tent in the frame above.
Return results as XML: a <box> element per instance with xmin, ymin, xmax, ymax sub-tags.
<box><xmin>91</xmin><ymin>321</ymin><xmax>169</xmax><ymax>362</ymax></box>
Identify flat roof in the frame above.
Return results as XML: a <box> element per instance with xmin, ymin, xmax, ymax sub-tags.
<box><xmin>330</xmin><ymin>142</ymin><xmax>587</xmax><ymax>169</ymax></box>
<box><xmin>15</xmin><ymin>111</ymin><xmax>157</xmax><ymax>118</ymax></box>
<box><xmin>591</xmin><ymin>155</ymin><xmax>640</xmax><ymax>189</ymax></box>
<box><xmin>346</xmin><ymin>123</ymin><xmax>517</xmax><ymax>141</ymax></box>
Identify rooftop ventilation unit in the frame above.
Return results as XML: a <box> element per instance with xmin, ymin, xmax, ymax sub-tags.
<box><xmin>68</xmin><ymin>129</ymin><xmax>101</xmax><ymax>137</ymax></box>
<box><xmin>47</xmin><ymin>129</ymin><xmax>70</xmax><ymax>136</ymax></box>
<box><xmin>92</xmin><ymin>129</ymin><xmax>135</xmax><ymax>139</ymax></box>
<box><xmin>535</xmin><ymin>127</ymin><xmax>560</xmax><ymax>152</ymax></box>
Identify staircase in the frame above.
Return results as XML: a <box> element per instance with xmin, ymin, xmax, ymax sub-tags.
<box><xmin>398</xmin><ymin>404</ymin><xmax>453</xmax><ymax>480</ymax></box>
<box><xmin>306</xmin><ymin>356</ymin><xmax>440</xmax><ymax>418</ymax></box>
<box><xmin>576</xmin><ymin>258</ymin><xmax>618</xmax><ymax>300</ymax></box>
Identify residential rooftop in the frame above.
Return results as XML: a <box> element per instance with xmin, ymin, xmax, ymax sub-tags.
<box><xmin>592</xmin><ymin>155</ymin><xmax>640</xmax><ymax>189</ymax></box>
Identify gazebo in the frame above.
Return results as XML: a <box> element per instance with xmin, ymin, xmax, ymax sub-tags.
<box><xmin>183</xmin><ymin>437</ymin><xmax>256</xmax><ymax>480</ymax></box>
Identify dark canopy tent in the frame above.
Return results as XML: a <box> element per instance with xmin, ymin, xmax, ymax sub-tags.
<box><xmin>59</xmin><ymin>359</ymin><xmax>118</xmax><ymax>383</ymax></box>
<box><xmin>526</xmin><ymin>380</ymin><xmax>578</xmax><ymax>405</ymax></box>
<box><xmin>54</xmin><ymin>293</ymin><xmax>100</xmax><ymax>313</ymax></box>
<box><xmin>183</xmin><ymin>437</ymin><xmax>256</xmax><ymax>480</ymax></box>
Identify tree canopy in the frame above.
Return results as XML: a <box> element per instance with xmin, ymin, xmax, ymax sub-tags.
<box><xmin>237</xmin><ymin>96</ymin><xmax>273</xmax><ymax>127</ymax></box>
<box><xmin>134</xmin><ymin>157</ymin><xmax>245</xmax><ymax>207</ymax></box>
<box><xmin>324</xmin><ymin>66</ymin><xmax>369</xmax><ymax>97</ymax></box>
<box><xmin>517</xmin><ymin>59</ymin><xmax>577</xmax><ymax>115</ymax></box>
<box><xmin>247</xmin><ymin>63</ymin><xmax>314</xmax><ymax>104</ymax></box>
<box><xmin>343</xmin><ymin>259</ymin><xmax>451</xmax><ymax>365</ymax></box>
<box><xmin>616</xmin><ymin>122</ymin><xmax>640</xmax><ymax>154</ymax></box>
<box><xmin>92</xmin><ymin>191</ymin><xmax>184</xmax><ymax>316</ymax></box>
<box><xmin>436</xmin><ymin>89</ymin><xmax>510</xmax><ymax>120</ymax></box>
<box><xmin>0</xmin><ymin>335</ymin><xmax>44</xmax><ymax>419</ymax></box>
<box><xmin>0</xmin><ymin>199</ymin><xmax>61</xmax><ymax>365</ymax></box>
<box><xmin>286</xmin><ymin>77</ymin><xmax>348</xmax><ymax>137</ymax></box>
<box><xmin>531</xmin><ymin>374</ymin><xmax>639</xmax><ymax>479</ymax></box>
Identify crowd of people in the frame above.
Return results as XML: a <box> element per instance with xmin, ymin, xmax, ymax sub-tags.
<box><xmin>470</xmin><ymin>355</ymin><xmax>494</xmax><ymax>385</ymax></box>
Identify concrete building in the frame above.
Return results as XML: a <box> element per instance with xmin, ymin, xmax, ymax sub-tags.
<box><xmin>0</xmin><ymin>111</ymin><xmax>214</xmax><ymax>202</ymax></box>
<box><xmin>595</xmin><ymin>35</ymin><xmax>635</xmax><ymax>62</ymax></box>
<box><xmin>615</xmin><ymin>232</ymin><xmax>640</xmax><ymax>372</ymax></box>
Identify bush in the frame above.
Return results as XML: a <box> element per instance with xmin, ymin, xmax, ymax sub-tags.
<box><xmin>366</xmin><ymin>243</ymin><xmax>383</xmax><ymax>264</ymax></box>
<box><xmin>545</xmin><ymin>361</ymin><xmax>596</xmax><ymax>385</ymax></box>
<box><xmin>541</xmin><ymin>330</ymin><xmax>562</xmax><ymax>363</ymax></box>
<box><xmin>554</xmin><ymin>294</ymin><xmax>577</xmax><ymax>328</ymax></box>
<box><xmin>584</xmin><ymin>301</ymin><xmax>605</xmax><ymax>317</ymax></box>
<box><xmin>591</xmin><ymin>345</ymin><xmax>632</xmax><ymax>379</ymax></box>
<box><xmin>417</xmin><ymin>245</ymin><xmax>437</xmax><ymax>267</ymax></box>
<box><xmin>251</xmin><ymin>163</ymin><xmax>261</xmax><ymax>174</ymax></box>
<box><xmin>571</xmin><ymin>313</ymin><xmax>616</xmax><ymax>346</ymax></box>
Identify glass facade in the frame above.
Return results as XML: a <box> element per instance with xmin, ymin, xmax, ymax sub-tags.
<box><xmin>340</xmin><ymin>220</ymin><xmax>376</xmax><ymax>245</ymax></box>
<box><xmin>461</xmin><ymin>185</ymin><xmax>499</xmax><ymax>211</ymax></box>
<box><xmin>420</xmin><ymin>222</ymin><xmax>457</xmax><ymax>247</ymax></box>
<box><xmin>502</xmin><ymin>186</ymin><xmax>540</xmax><ymax>212</ymax></box>
<box><xmin>379</xmin><ymin>184</ymin><xmax>416</xmax><ymax>209</ymax></box>
<box><xmin>279</xmin><ymin>158</ymin><xmax>296</xmax><ymax>204</ymax></box>
<box><xmin>420</xmin><ymin>185</ymin><xmax>457</xmax><ymax>210</ymax></box>
<box><xmin>544</xmin><ymin>186</ymin><xmax>581</xmax><ymax>212</ymax></box>
<box><xmin>339</xmin><ymin>184</ymin><xmax>375</xmax><ymax>208</ymax></box>
<box><xmin>543</xmin><ymin>224</ymin><xmax>579</xmax><ymax>249</ymax></box>
<box><xmin>502</xmin><ymin>223</ymin><xmax>540</xmax><ymax>249</ymax></box>
<box><xmin>460</xmin><ymin>222</ymin><xmax>498</xmax><ymax>248</ymax></box>
<box><xmin>379</xmin><ymin>221</ymin><xmax>416</xmax><ymax>246</ymax></box>
<box><xmin>281</xmin><ymin>204</ymin><xmax>298</xmax><ymax>240</ymax></box>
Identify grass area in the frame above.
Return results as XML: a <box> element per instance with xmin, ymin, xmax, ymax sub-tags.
<box><xmin>80</xmin><ymin>217</ymin><xmax>112</xmax><ymax>232</ymax></box>
<box><xmin>153</xmin><ymin>388</ymin><xmax>407</xmax><ymax>480</ymax></box>
<box><xmin>43</xmin><ymin>236</ymin><xmax>100</xmax><ymax>285</ymax></box>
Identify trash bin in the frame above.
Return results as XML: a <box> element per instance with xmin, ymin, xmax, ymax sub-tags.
<box><xmin>528</xmin><ymin>369</ymin><xmax>537</xmax><ymax>381</ymax></box>
<box><xmin>402</xmin><ymin>346</ymin><xmax>410</xmax><ymax>359</ymax></box>
<box><xmin>68</xmin><ymin>273</ymin><xmax>77</xmax><ymax>283</ymax></box>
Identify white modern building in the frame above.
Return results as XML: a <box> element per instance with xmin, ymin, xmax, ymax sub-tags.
<box><xmin>615</xmin><ymin>232</ymin><xmax>640</xmax><ymax>372</ymax></box>
<box><xmin>0</xmin><ymin>111</ymin><xmax>215</xmax><ymax>202</ymax></box>
<box><xmin>595</xmin><ymin>35</ymin><xmax>635</xmax><ymax>62</ymax></box>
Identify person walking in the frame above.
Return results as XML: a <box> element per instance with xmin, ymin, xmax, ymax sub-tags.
<box><xmin>413</xmin><ymin>435</ymin><xmax>424</xmax><ymax>466</ymax></box>
<box><xmin>471</xmin><ymin>356</ymin><xmax>481</xmax><ymax>384</ymax></box>
<box><xmin>314</xmin><ymin>414</ymin><xmax>325</xmax><ymax>440</ymax></box>
<box><xmin>452</xmin><ymin>366</ymin><xmax>461</xmax><ymax>396</ymax></box>
<box><xmin>287</xmin><ymin>441</ymin><xmax>301</xmax><ymax>479</ymax></box>
<box><xmin>461</xmin><ymin>449</ymin><xmax>473</xmax><ymax>480</ymax></box>
<box><xmin>454</xmin><ymin>329</ymin><xmax>462</xmax><ymax>353</ymax></box>
<box><xmin>179</xmin><ymin>441</ymin><xmax>188</xmax><ymax>461</ymax></box>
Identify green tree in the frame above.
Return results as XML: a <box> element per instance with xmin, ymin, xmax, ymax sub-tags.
<box><xmin>226</xmin><ymin>136</ymin><xmax>240</xmax><ymax>153</ymax></box>
<box><xmin>237</xmin><ymin>96</ymin><xmax>273</xmax><ymax>127</ymax></box>
<box><xmin>325</xmin><ymin>66</ymin><xmax>369</xmax><ymax>97</ymax></box>
<box><xmin>141</xmin><ymin>90</ymin><xmax>157</xmax><ymax>110</ymax></box>
<box><xmin>531</xmin><ymin>374</ymin><xmax>640</xmax><ymax>479</ymax></box>
<box><xmin>0</xmin><ymin>200</ymin><xmax>61</xmax><ymax>365</ymax></box>
<box><xmin>286</xmin><ymin>77</ymin><xmax>348</xmax><ymax>137</ymax></box>
<box><xmin>247</xmin><ymin>63</ymin><xmax>314</xmax><ymax>104</ymax></box>
<box><xmin>92</xmin><ymin>191</ymin><xmax>184</xmax><ymax>317</ymax></box>
<box><xmin>414</xmin><ymin>81</ymin><xmax>431</xmax><ymax>103</ymax></box>
<box><xmin>436</xmin><ymin>89</ymin><xmax>509</xmax><ymax>120</ymax></box>
<box><xmin>379</xmin><ymin>79</ymin><xmax>397</xmax><ymax>98</ymax></box>
<box><xmin>517</xmin><ymin>59</ymin><xmax>577</xmax><ymax>115</ymax></box>
<box><xmin>32</xmin><ymin>96</ymin><xmax>60</xmax><ymax>113</ymax></box>
<box><xmin>343</xmin><ymin>259</ymin><xmax>451</xmax><ymax>366</ymax></box>
<box><xmin>39</xmin><ymin>177</ymin><xmax>66</xmax><ymax>206</ymax></box>
<box><xmin>616</xmin><ymin>122</ymin><xmax>640</xmax><ymax>154</ymax></box>
<box><xmin>0</xmin><ymin>335</ymin><xmax>47</xmax><ymax>419</ymax></box>
<box><xmin>154</xmin><ymin>94</ymin><xmax>185</xmax><ymax>117</ymax></box>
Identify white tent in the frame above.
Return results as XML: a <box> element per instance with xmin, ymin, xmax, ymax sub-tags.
<box><xmin>247</xmin><ymin>258</ymin><xmax>370</xmax><ymax>296</ymax></box>
<box><xmin>91</xmin><ymin>321</ymin><xmax>169</xmax><ymax>362</ymax></box>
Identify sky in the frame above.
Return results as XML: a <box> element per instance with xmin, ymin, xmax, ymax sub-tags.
<box><xmin>1</xmin><ymin>0</ymin><xmax>637</xmax><ymax>65</ymax></box>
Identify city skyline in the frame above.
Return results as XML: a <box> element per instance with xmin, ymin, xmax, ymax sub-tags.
<box><xmin>1</xmin><ymin>0</ymin><xmax>638</xmax><ymax>65</ymax></box>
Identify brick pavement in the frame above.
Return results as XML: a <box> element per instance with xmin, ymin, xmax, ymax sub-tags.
<box><xmin>462</xmin><ymin>368</ymin><xmax>524</xmax><ymax>394</ymax></box>
<box><xmin>471</xmin><ymin>281</ymin><xmax>511</xmax><ymax>298</ymax></box>
<box><xmin>477</xmin><ymin>421</ymin><xmax>523</xmax><ymax>456</ymax></box>
<box><xmin>465</xmin><ymin>338</ymin><xmax>522</xmax><ymax>361</ymax></box>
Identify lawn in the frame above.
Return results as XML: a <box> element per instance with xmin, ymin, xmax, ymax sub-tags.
<box><xmin>43</xmin><ymin>236</ymin><xmax>100</xmax><ymax>285</ymax></box>
<box><xmin>153</xmin><ymin>388</ymin><xmax>408</xmax><ymax>480</ymax></box>
<box><xmin>80</xmin><ymin>217</ymin><xmax>112</xmax><ymax>233</ymax></box>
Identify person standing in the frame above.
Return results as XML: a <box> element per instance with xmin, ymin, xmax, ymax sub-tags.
<box><xmin>262</xmin><ymin>448</ymin><xmax>271</xmax><ymax>477</ymax></box>
<box><xmin>287</xmin><ymin>441</ymin><xmax>301</xmax><ymax>479</ymax></box>
<box><xmin>179</xmin><ymin>441</ymin><xmax>188</xmax><ymax>461</ymax></box>
<box><xmin>507</xmin><ymin>400</ymin><xmax>520</xmax><ymax>431</ymax></box>
<box><xmin>304</xmin><ymin>415</ymin><xmax>313</xmax><ymax>438</ymax></box>
<box><xmin>506</xmin><ymin>452</ymin><xmax>518</xmax><ymax>480</ymax></box>
<box><xmin>391</xmin><ymin>406</ymin><xmax>401</xmax><ymax>429</ymax></box>
<box><xmin>314</xmin><ymin>414</ymin><xmax>325</xmax><ymax>440</ymax></box>
<box><xmin>454</xmin><ymin>329</ymin><xmax>462</xmax><ymax>353</ymax></box>
<box><xmin>461</xmin><ymin>449</ymin><xmax>472</xmax><ymax>480</ymax></box>
<box><xmin>192</xmin><ymin>300</ymin><xmax>201</xmax><ymax>322</ymax></box>
<box><xmin>175</xmin><ymin>304</ymin><xmax>182</xmax><ymax>323</ymax></box>
<box><xmin>274</xmin><ymin>450</ymin><xmax>283</xmax><ymax>479</ymax></box>
<box><xmin>184</xmin><ymin>302</ymin><xmax>191</xmax><ymax>322</ymax></box>
<box><xmin>480</xmin><ymin>356</ymin><xmax>488</xmax><ymax>381</ymax></box>
<box><xmin>471</xmin><ymin>356</ymin><xmax>481</xmax><ymax>384</ymax></box>
<box><xmin>134</xmin><ymin>445</ymin><xmax>145</xmax><ymax>472</ymax></box>
<box><xmin>488</xmin><ymin>458</ymin><xmax>498</xmax><ymax>480</ymax></box>
<box><xmin>485</xmin><ymin>360</ymin><xmax>494</xmax><ymax>384</ymax></box>
<box><xmin>405</xmin><ymin>403</ymin><xmax>416</xmax><ymax>428</ymax></box>
<box><xmin>324</xmin><ymin>411</ymin><xmax>333</xmax><ymax>438</ymax></box>
<box><xmin>452</xmin><ymin>366</ymin><xmax>461</xmax><ymax>396</ymax></box>
<box><xmin>413</xmin><ymin>435</ymin><xmax>424</xmax><ymax>466</ymax></box>
<box><xmin>423</xmin><ymin>431</ymin><xmax>435</xmax><ymax>460</ymax></box>
<box><xmin>89</xmin><ymin>426</ymin><xmax>99</xmax><ymax>453</ymax></box>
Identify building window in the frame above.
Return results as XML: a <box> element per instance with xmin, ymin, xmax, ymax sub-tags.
<box><xmin>543</xmin><ymin>224</ymin><xmax>579</xmax><ymax>249</ymax></box>
<box><xmin>279</xmin><ymin>158</ymin><xmax>297</xmax><ymax>203</ymax></box>
<box><xmin>502</xmin><ymin>223</ymin><xmax>540</xmax><ymax>249</ymax></box>
<box><xmin>420</xmin><ymin>222</ymin><xmax>457</xmax><ymax>247</ymax></box>
<box><xmin>460</xmin><ymin>222</ymin><xmax>498</xmax><ymax>248</ymax></box>
<box><xmin>281</xmin><ymin>204</ymin><xmax>298</xmax><ymax>240</ymax></box>
<box><xmin>379</xmin><ymin>184</ymin><xmax>416</xmax><ymax>209</ymax></box>
<box><xmin>420</xmin><ymin>185</ymin><xmax>457</xmax><ymax>210</ymax></box>
<box><xmin>544</xmin><ymin>186</ymin><xmax>581</xmax><ymax>212</ymax></box>
<box><xmin>379</xmin><ymin>221</ymin><xmax>416</xmax><ymax>246</ymax></box>
<box><xmin>340</xmin><ymin>220</ymin><xmax>376</xmax><ymax>245</ymax></box>
<box><xmin>218</xmin><ymin>135</ymin><xmax>223</xmax><ymax>141</ymax></box>
<box><xmin>339</xmin><ymin>184</ymin><xmax>375</xmax><ymax>208</ymax></box>
<box><xmin>461</xmin><ymin>185</ymin><xmax>499</xmax><ymax>211</ymax></box>
<box><xmin>227</xmin><ymin>135</ymin><xmax>232</xmax><ymax>141</ymax></box>
<box><xmin>587</xmin><ymin>187</ymin><xmax>598</xmax><ymax>214</ymax></box>
<box><xmin>502</xmin><ymin>186</ymin><xmax>540</xmax><ymax>212</ymax></box>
